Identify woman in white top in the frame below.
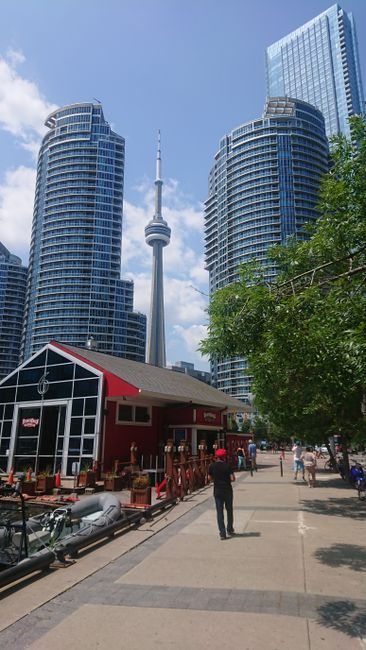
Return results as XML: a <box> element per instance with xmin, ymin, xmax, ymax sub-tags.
<box><xmin>302</xmin><ymin>447</ymin><xmax>317</xmax><ymax>487</ymax></box>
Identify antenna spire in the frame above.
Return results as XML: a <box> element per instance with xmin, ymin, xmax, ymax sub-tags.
<box><xmin>156</xmin><ymin>129</ymin><xmax>162</xmax><ymax>181</ymax></box>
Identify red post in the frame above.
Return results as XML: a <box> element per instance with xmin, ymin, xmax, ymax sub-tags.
<box><xmin>130</xmin><ymin>442</ymin><xmax>138</xmax><ymax>467</ymax></box>
<box><xmin>92</xmin><ymin>459</ymin><xmax>100</xmax><ymax>479</ymax></box>
<box><xmin>177</xmin><ymin>440</ymin><xmax>188</xmax><ymax>497</ymax></box>
<box><xmin>198</xmin><ymin>440</ymin><xmax>207</xmax><ymax>486</ymax></box>
<box><xmin>164</xmin><ymin>439</ymin><xmax>175</xmax><ymax>498</ymax></box>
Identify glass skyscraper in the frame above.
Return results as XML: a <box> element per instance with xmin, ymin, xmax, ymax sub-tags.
<box><xmin>266</xmin><ymin>4</ymin><xmax>364</xmax><ymax>138</ymax></box>
<box><xmin>204</xmin><ymin>98</ymin><xmax>329</xmax><ymax>400</ymax></box>
<box><xmin>21</xmin><ymin>102</ymin><xmax>146</xmax><ymax>362</ymax></box>
<box><xmin>0</xmin><ymin>242</ymin><xmax>27</xmax><ymax>379</ymax></box>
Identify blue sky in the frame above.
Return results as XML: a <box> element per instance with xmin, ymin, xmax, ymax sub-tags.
<box><xmin>0</xmin><ymin>0</ymin><xmax>365</xmax><ymax>370</ymax></box>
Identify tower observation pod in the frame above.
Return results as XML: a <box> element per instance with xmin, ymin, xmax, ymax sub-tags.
<box><xmin>145</xmin><ymin>132</ymin><xmax>171</xmax><ymax>367</ymax></box>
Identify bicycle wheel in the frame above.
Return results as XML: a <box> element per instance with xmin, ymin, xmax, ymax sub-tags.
<box><xmin>323</xmin><ymin>459</ymin><xmax>332</xmax><ymax>471</ymax></box>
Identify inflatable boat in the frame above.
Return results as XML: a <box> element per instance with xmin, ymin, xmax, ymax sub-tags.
<box><xmin>0</xmin><ymin>486</ymin><xmax>122</xmax><ymax>588</ymax></box>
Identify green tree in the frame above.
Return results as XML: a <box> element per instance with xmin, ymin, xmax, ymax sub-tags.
<box><xmin>240</xmin><ymin>420</ymin><xmax>251</xmax><ymax>435</ymax></box>
<box><xmin>252</xmin><ymin>416</ymin><xmax>268</xmax><ymax>439</ymax></box>
<box><xmin>200</xmin><ymin>117</ymin><xmax>366</xmax><ymax>472</ymax></box>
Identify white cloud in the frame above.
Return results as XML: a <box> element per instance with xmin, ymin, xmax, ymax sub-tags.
<box><xmin>0</xmin><ymin>50</ymin><xmax>57</xmax><ymax>155</ymax></box>
<box><xmin>0</xmin><ymin>166</ymin><xmax>36</xmax><ymax>260</ymax></box>
<box><xmin>126</xmin><ymin>272</ymin><xmax>208</xmax><ymax>327</ymax></box>
<box><xmin>123</xmin><ymin>179</ymin><xmax>206</xmax><ymax>279</ymax></box>
<box><xmin>6</xmin><ymin>48</ymin><xmax>26</xmax><ymax>66</ymax></box>
<box><xmin>173</xmin><ymin>324</ymin><xmax>209</xmax><ymax>360</ymax></box>
<box><xmin>0</xmin><ymin>50</ymin><xmax>57</xmax><ymax>261</ymax></box>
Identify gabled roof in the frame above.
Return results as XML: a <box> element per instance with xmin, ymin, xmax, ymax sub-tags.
<box><xmin>52</xmin><ymin>342</ymin><xmax>250</xmax><ymax>412</ymax></box>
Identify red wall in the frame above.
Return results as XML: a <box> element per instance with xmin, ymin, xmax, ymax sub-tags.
<box><xmin>103</xmin><ymin>401</ymin><xmax>164</xmax><ymax>471</ymax></box>
<box><xmin>162</xmin><ymin>406</ymin><xmax>195</xmax><ymax>426</ymax></box>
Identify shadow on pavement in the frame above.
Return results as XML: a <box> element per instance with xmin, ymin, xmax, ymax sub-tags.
<box><xmin>317</xmin><ymin>600</ymin><xmax>366</xmax><ymax>638</ymax></box>
<box><xmin>230</xmin><ymin>532</ymin><xmax>261</xmax><ymax>538</ymax></box>
<box><xmin>314</xmin><ymin>543</ymin><xmax>366</xmax><ymax>572</ymax></box>
<box><xmin>301</xmin><ymin>497</ymin><xmax>366</xmax><ymax>520</ymax></box>
<box><xmin>316</xmin><ymin>477</ymin><xmax>353</xmax><ymax>489</ymax></box>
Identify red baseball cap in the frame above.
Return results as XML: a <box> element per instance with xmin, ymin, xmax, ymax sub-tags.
<box><xmin>215</xmin><ymin>448</ymin><xmax>227</xmax><ymax>458</ymax></box>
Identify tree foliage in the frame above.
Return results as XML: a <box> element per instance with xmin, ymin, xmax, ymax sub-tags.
<box><xmin>200</xmin><ymin>116</ymin><xmax>366</xmax><ymax>447</ymax></box>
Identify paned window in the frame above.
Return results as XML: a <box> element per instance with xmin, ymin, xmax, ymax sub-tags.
<box><xmin>116</xmin><ymin>404</ymin><xmax>151</xmax><ymax>425</ymax></box>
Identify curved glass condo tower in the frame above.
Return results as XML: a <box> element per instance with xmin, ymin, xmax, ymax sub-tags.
<box><xmin>266</xmin><ymin>4</ymin><xmax>365</xmax><ymax>138</ymax></box>
<box><xmin>21</xmin><ymin>103</ymin><xmax>146</xmax><ymax>362</ymax></box>
<box><xmin>204</xmin><ymin>98</ymin><xmax>329</xmax><ymax>401</ymax></box>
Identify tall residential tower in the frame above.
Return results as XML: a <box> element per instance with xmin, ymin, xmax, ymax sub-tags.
<box><xmin>21</xmin><ymin>103</ymin><xmax>146</xmax><ymax>362</ymax></box>
<box><xmin>0</xmin><ymin>243</ymin><xmax>27</xmax><ymax>379</ymax></box>
<box><xmin>145</xmin><ymin>133</ymin><xmax>171</xmax><ymax>367</ymax></box>
<box><xmin>205</xmin><ymin>98</ymin><xmax>329</xmax><ymax>400</ymax></box>
<box><xmin>266</xmin><ymin>4</ymin><xmax>364</xmax><ymax>138</ymax></box>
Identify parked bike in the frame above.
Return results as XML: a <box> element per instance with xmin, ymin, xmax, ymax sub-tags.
<box><xmin>349</xmin><ymin>463</ymin><xmax>366</xmax><ymax>500</ymax></box>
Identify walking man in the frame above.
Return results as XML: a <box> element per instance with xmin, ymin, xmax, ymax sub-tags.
<box><xmin>248</xmin><ymin>438</ymin><xmax>257</xmax><ymax>470</ymax></box>
<box><xmin>208</xmin><ymin>448</ymin><xmax>236</xmax><ymax>540</ymax></box>
<box><xmin>292</xmin><ymin>441</ymin><xmax>305</xmax><ymax>481</ymax></box>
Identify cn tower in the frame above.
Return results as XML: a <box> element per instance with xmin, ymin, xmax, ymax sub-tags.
<box><xmin>145</xmin><ymin>132</ymin><xmax>171</xmax><ymax>367</ymax></box>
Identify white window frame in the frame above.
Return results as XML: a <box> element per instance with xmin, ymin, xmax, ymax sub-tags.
<box><xmin>116</xmin><ymin>402</ymin><xmax>151</xmax><ymax>426</ymax></box>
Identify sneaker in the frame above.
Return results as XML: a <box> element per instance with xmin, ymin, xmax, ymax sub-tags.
<box><xmin>219</xmin><ymin>534</ymin><xmax>227</xmax><ymax>540</ymax></box>
<box><xmin>227</xmin><ymin>530</ymin><xmax>236</xmax><ymax>536</ymax></box>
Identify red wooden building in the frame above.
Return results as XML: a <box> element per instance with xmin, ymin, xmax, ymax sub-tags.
<box><xmin>0</xmin><ymin>341</ymin><xmax>251</xmax><ymax>476</ymax></box>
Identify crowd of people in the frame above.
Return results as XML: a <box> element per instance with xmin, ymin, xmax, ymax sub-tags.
<box><xmin>209</xmin><ymin>439</ymin><xmax>318</xmax><ymax>540</ymax></box>
<box><xmin>232</xmin><ymin>438</ymin><xmax>318</xmax><ymax>487</ymax></box>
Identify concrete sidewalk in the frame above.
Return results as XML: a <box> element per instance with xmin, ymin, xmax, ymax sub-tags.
<box><xmin>0</xmin><ymin>453</ymin><xmax>365</xmax><ymax>649</ymax></box>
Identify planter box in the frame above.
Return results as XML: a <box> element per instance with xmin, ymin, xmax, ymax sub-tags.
<box><xmin>77</xmin><ymin>471</ymin><xmax>96</xmax><ymax>488</ymax></box>
<box><xmin>130</xmin><ymin>487</ymin><xmax>151</xmax><ymax>505</ymax></box>
<box><xmin>22</xmin><ymin>481</ymin><xmax>36</xmax><ymax>496</ymax></box>
<box><xmin>36</xmin><ymin>475</ymin><xmax>56</xmax><ymax>493</ymax></box>
<box><xmin>104</xmin><ymin>476</ymin><xmax>123</xmax><ymax>491</ymax></box>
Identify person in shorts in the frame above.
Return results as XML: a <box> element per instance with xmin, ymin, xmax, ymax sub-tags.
<box><xmin>302</xmin><ymin>447</ymin><xmax>317</xmax><ymax>487</ymax></box>
<box><xmin>292</xmin><ymin>441</ymin><xmax>305</xmax><ymax>481</ymax></box>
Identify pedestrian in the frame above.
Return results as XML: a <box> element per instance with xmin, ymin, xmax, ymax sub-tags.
<box><xmin>236</xmin><ymin>444</ymin><xmax>245</xmax><ymax>471</ymax></box>
<box><xmin>208</xmin><ymin>448</ymin><xmax>236</xmax><ymax>540</ymax></box>
<box><xmin>302</xmin><ymin>446</ymin><xmax>317</xmax><ymax>487</ymax></box>
<box><xmin>292</xmin><ymin>441</ymin><xmax>305</xmax><ymax>481</ymax></box>
<box><xmin>247</xmin><ymin>438</ymin><xmax>257</xmax><ymax>470</ymax></box>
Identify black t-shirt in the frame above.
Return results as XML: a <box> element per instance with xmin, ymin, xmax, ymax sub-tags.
<box><xmin>208</xmin><ymin>460</ymin><xmax>233</xmax><ymax>495</ymax></box>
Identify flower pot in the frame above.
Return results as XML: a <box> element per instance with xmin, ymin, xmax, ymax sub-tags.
<box><xmin>104</xmin><ymin>476</ymin><xmax>123</xmax><ymax>491</ymax></box>
<box><xmin>22</xmin><ymin>481</ymin><xmax>36</xmax><ymax>496</ymax></box>
<box><xmin>130</xmin><ymin>487</ymin><xmax>151</xmax><ymax>505</ymax></box>
<box><xmin>77</xmin><ymin>470</ymin><xmax>96</xmax><ymax>488</ymax></box>
<box><xmin>36</xmin><ymin>475</ymin><xmax>56</xmax><ymax>493</ymax></box>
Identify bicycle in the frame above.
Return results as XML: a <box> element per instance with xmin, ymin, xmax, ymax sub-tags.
<box><xmin>323</xmin><ymin>458</ymin><xmax>334</xmax><ymax>472</ymax></box>
<box><xmin>350</xmin><ymin>463</ymin><xmax>365</xmax><ymax>500</ymax></box>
